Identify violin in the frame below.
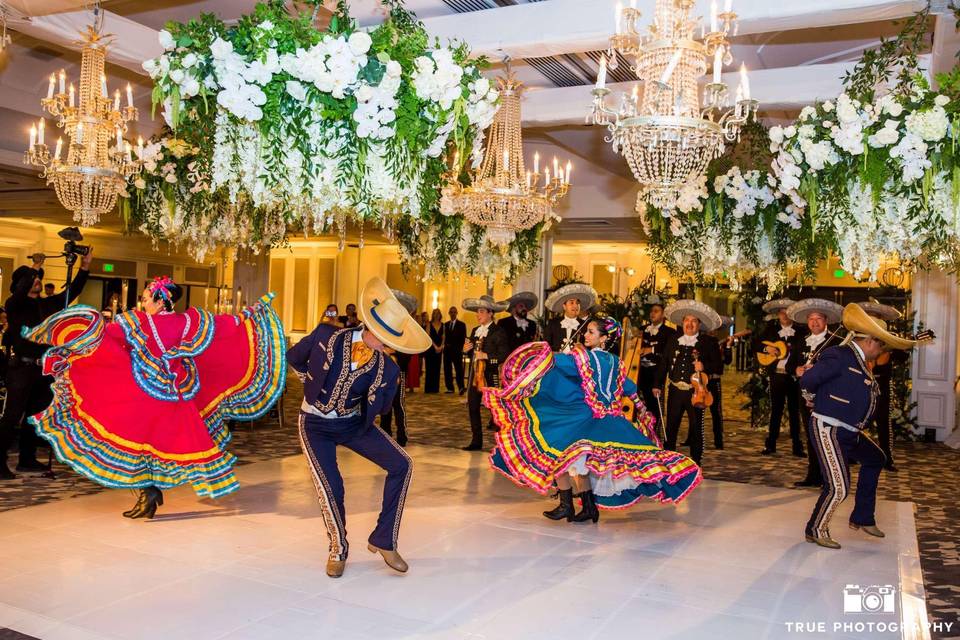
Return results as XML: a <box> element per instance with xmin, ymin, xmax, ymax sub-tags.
<box><xmin>690</xmin><ymin>348</ymin><xmax>713</xmax><ymax>409</ymax></box>
<box><xmin>471</xmin><ymin>335</ymin><xmax>487</xmax><ymax>390</ymax></box>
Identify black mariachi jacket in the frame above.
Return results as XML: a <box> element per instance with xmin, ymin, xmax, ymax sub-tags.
<box><xmin>654</xmin><ymin>332</ymin><xmax>722</xmax><ymax>389</ymax></box>
<box><xmin>639</xmin><ymin>322</ymin><xmax>676</xmax><ymax>370</ymax></box>
<box><xmin>467</xmin><ymin>322</ymin><xmax>510</xmax><ymax>388</ymax></box>
<box><xmin>786</xmin><ymin>329</ymin><xmax>842</xmax><ymax>378</ymax></box>
<box><xmin>497</xmin><ymin>315</ymin><xmax>538</xmax><ymax>354</ymax></box>
<box><xmin>757</xmin><ymin>321</ymin><xmax>808</xmax><ymax>373</ymax></box>
<box><xmin>543</xmin><ymin>316</ymin><xmax>587</xmax><ymax>353</ymax></box>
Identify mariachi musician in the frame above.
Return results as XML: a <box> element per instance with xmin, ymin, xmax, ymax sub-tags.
<box><xmin>636</xmin><ymin>298</ymin><xmax>676</xmax><ymax>435</ymax></box>
<box><xmin>758</xmin><ymin>298</ymin><xmax>808</xmax><ymax>457</ymax></box>
<box><xmin>654</xmin><ymin>300</ymin><xmax>722</xmax><ymax>466</ymax></box>
<box><xmin>497</xmin><ymin>291</ymin><xmax>539</xmax><ymax>354</ymax></box>
<box><xmin>786</xmin><ymin>298</ymin><xmax>844</xmax><ymax>489</ymax></box>
<box><xmin>543</xmin><ymin>284</ymin><xmax>597</xmax><ymax>353</ymax></box>
<box><xmin>461</xmin><ymin>295</ymin><xmax>510</xmax><ymax>451</ymax></box>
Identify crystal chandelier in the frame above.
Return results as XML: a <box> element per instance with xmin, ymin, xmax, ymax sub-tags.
<box><xmin>447</xmin><ymin>72</ymin><xmax>571</xmax><ymax>247</ymax></box>
<box><xmin>24</xmin><ymin>7</ymin><xmax>140</xmax><ymax>227</ymax></box>
<box><xmin>588</xmin><ymin>0</ymin><xmax>758</xmax><ymax>213</ymax></box>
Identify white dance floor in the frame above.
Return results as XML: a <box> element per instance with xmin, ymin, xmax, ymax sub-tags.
<box><xmin>0</xmin><ymin>444</ymin><xmax>929</xmax><ymax>640</ymax></box>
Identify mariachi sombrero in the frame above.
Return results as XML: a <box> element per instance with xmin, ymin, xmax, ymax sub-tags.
<box><xmin>391</xmin><ymin>289</ymin><xmax>418</xmax><ymax>315</ymax></box>
<box><xmin>761</xmin><ymin>298</ymin><xmax>796</xmax><ymax>313</ymax></box>
<box><xmin>786</xmin><ymin>298</ymin><xmax>843</xmax><ymax>324</ymax></box>
<box><xmin>663</xmin><ymin>299</ymin><xmax>722</xmax><ymax>332</ymax></box>
<box><xmin>359</xmin><ymin>277</ymin><xmax>432</xmax><ymax>354</ymax></box>
<box><xmin>842</xmin><ymin>303</ymin><xmax>917</xmax><ymax>351</ymax></box>
<box><xmin>462</xmin><ymin>295</ymin><xmax>508</xmax><ymax>313</ymax></box>
<box><xmin>856</xmin><ymin>300</ymin><xmax>902</xmax><ymax>322</ymax></box>
<box><xmin>544</xmin><ymin>283</ymin><xmax>597</xmax><ymax>314</ymax></box>
<box><xmin>500</xmin><ymin>291</ymin><xmax>539</xmax><ymax>312</ymax></box>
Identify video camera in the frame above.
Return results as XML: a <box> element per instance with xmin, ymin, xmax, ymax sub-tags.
<box><xmin>58</xmin><ymin>227</ymin><xmax>91</xmax><ymax>258</ymax></box>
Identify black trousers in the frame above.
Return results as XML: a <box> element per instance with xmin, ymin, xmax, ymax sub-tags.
<box><xmin>873</xmin><ymin>378</ymin><xmax>893</xmax><ymax>464</ymax></box>
<box><xmin>766</xmin><ymin>372</ymin><xmax>803</xmax><ymax>453</ymax></box>
<box><xmin>380</xmin><ymin>373</ymin><xmax>407</xmax><ymax>445</ymax></box>
<box><xmin>424</xmin><ymin>351</ymin><xmax>442</xmax><ymax>393</ymax></box>
<box><xmin>707</xmin><ymin>378</ymin><xmax>723</xmax><ymax>448</ymax></box>
<box><xmin>0</xmin><ymin>361</ymin><xmax>51</xmax><ymax>466</ymax></box>
<box><xmin>665</xmin><ymin>387</ymin><xmax>704</xmax><ymax>465</ymax></box>
<box><xmin>806</xmin><ymin>417</ymin><xmax>885</xmax><ymax>538</ymax></box>
<box><xmin>638</xmin><ymin>367</ymin><xmax>666</xmax><ymax>442</ymax></box>
<box><xmin>800</xmin><ymin>402</ymin><xmax>823</xmax><ymax>485</ymax></box>
<box><xmin>443</xmin><ymin>349</ymin><xmax>465</xmax><ymax>392</ymax></box>
<box><xmin>467</xmin><ymin>384</ymin><xmax>494</xmax><ymax>447</ymax></box>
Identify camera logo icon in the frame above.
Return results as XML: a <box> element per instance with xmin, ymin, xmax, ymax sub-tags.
<box><xmin>843</xmin><ymin>584</ymin><xmax>896</xmax><ymax>614</ymax></box>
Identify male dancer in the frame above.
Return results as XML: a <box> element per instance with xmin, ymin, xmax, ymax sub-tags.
<box><xmin>288</xmin><ymin>277</ymin><xmax>431</xmax><ymax>578</ymax></box>
<box><xmin>802</xmin><ymin>304</ymin><xmax>922</xmax><ymax>549</ymax></box>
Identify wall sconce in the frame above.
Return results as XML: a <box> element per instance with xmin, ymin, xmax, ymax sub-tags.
<box><xmin>432</xmin><ymin>289</ymin><xmax>439</xmax><ymax>310</ymax></box>
<box><xmin>606</xmin><ymin>264</ymin><xmax>617</xmax><ymax>274</ymax></box>
<box><xmin>623</xmin><ymin>267</ymin><xmax>636</xmax><ymax>277</ymax></box>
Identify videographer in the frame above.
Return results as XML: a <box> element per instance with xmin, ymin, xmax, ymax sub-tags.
<box><xmin>0</xmin><ymin>247</ymin><xmax>93</xmax><ymax>479</ymax></box>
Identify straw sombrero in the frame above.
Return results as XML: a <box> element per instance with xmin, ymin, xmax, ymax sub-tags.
<box><xmin>462</xmin><ymin>295</ymin><xmax>508</xmax><ymax>313</ymax></box>
<box><xmin>359</xmin><ymin>277</ymin><xmax>432</xmax><ymax>354</ymax></box>
<box><xmin>545</xmin><ymin>283</ymin><xmax>597</xmax><ymax>314</ymax></box>
<box><xmin>762</xmin><ymin>298</ymin><xmax>795</xmax><ymax>313</ymax></box>
<box><xmin>391</xmin><ymin>289</ymin><xmax>418</xmax><ymax>315</ymax></box>
<box><xmin>663</xmin><ymin>300</ymin><xmax>722</xmax><ymax>332</ymax></box>
<box><xmin>842</xmin><ymin>303</ymin><xmax>917</xmax><ymax>351</ymax></box>
<box><xmin>501</xmin><ymin>291</ymin><xmax>538</xmax><ymax>312</ymax></box>
<box><xmin>856</xmin><ymin>301</ymin><xmax>902</xmax><ymax>322</ymax></box>
<box><xmin>786</xmin><ymin>298</ymin><xmax>843</xmax><ymax>324</ymax></box>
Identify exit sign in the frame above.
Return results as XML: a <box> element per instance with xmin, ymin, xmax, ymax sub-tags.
<box><xmin>102</xmin><ymin>263</ymin><xmax>114</xmax><ymax>273</ymax></box>
<box><xmin>833</xmin><ymin>269</ymin><xmax>845</xmax><ymax>278</ymax></box>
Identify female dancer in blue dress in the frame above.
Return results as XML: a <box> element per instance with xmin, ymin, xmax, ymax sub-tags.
<box><xmin>486</xmin><ymin>316</ymin><xmax>702</xmax><ymax>523</ymax></box>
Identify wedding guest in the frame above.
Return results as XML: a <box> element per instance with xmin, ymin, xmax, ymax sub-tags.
<box><xmin>443</xmin><ymin>306</ymin><xmax>467</xmax><ymax>394</ymax></box>
<box><xmin>424</xmin><ymin>309</ymin><xmax>445</xmax><ymax>393</ymax></box>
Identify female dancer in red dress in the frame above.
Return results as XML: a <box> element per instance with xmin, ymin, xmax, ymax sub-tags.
<box><xmin>24</xmin><ymin>276</ymin><xmax>285</xmax><ymax>518</ymax></box>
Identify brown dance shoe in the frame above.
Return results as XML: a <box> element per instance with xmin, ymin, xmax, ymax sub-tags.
<box><xmin>367</xmin><ymin>543</ymin><xmax>408</xmax><ymax>573</ymax></box>
<box><xmin>326</xmin><ymin>556</ymin><xmax>346</xmax><ymax>578</ymax></box>
<box><xmin>849</xmin><ymin>523</ymin><xmax>886</xmax><ymax>538</ymax></box>
<box><xmin>805</xmin><ymin>533</ymin><xmax>841</xmax><ymax>549</ymax></box>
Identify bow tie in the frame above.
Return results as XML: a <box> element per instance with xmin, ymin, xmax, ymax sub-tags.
<box><xmin>806</xmin><ymin>333</ymin><xmax>825</xmax><ymax>348</ymax></box>
<box><xmin>515</xmin><ymin>318</ymin><xmax>529</xmax><ymax>330</ymax></box>
<box><xmin>678</xmin><ymin>334</ymin><xmax>698</xmax><ymax>347</ymax></box>
<box><xmin>778</xmin><ymin>326</ymin><xmax>796</xmax><ymax>338</ymax></box>
<box><xmin>475</xmin><ymin>324</ymin><xmax>490</xmax><ymax>339</ymax></box>
<box><xmin>561</xmin><ymin>317</ymin><xmax>580</xmax><ymax>331</ymax></box>
<box><xmin>351</xmin><ymin>341</ymin><xmax>374</xmax><ymax>368</ymax></box>
<box><xmin>645</xmin><ymin>323</ymin><xmax>661</xmax><ymax>336</ymax></box>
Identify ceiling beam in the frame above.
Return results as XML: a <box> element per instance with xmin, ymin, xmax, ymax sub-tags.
<box><xmin>521</xmin><ymin>56</ymin><xmax>931</xmax><ymax>126</ymax></box>
<box><xmin>422</xmin><ymin>0</ymin><xmax>928</xmax><ymax>59</ymax></box>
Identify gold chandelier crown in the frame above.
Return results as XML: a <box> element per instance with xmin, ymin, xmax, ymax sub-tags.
<box><xmin>589</xmin><ymin>0</ymin><xmax>758</xmax><ymax>212</ymax></box>
<box><xmin>25</xmin><ymin>9</ymin><xmax>141</xmax><ymax>227</ymax></box>
<box><xmin>447</xmin><ymin>71</ymin><xmax>571</xmax><ymax>246</ymax></box>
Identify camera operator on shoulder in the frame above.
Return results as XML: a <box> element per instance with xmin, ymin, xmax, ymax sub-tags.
<box><xmin>0</xmin><ymin>240</ymin><xmax>94</xmax><ymax>479</ymax></box>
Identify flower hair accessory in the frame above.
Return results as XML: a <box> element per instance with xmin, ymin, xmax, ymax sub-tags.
<box><xmin>594</xmin><ymin>314</ymin><xmax>622</xmax><ymax>349</ymax></box>
<box><xmin>148</xmin><ymin>276</ymin><xmax>177</xmax><ymax>303</ymax></box>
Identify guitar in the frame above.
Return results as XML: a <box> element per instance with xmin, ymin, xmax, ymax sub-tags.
<box><xmin>872</xmin><ymin>328</ymin><xmax>935</xmax><ymax>367</ymax></box>
<box><xmin>756</xmin><ymin>340</ymin><xmax>788</xmax><ymax>367</ymax></box>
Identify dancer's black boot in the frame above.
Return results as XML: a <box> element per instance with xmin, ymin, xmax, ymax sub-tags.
<box><xmin>130</xmin><ymin>487</ymin><xmax>164</xmax><ymax>519</ymax></box>
<box><xmin>572</xmin><ymin>490</ymin><xmax>600</xmax><ymax>523</ymax></box>
<box><xmin>542</xmin><ymin>488</ymin><xmax>575</xmax><ymax>521</ymax></box>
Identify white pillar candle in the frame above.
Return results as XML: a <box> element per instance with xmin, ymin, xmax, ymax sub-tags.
<box><xmin>545</xmin><ymin>168</ymin><xmax>550</xmax><ymax>184</ymax></box>
<box><xmin>713</xmin><ymin>48</ymin><xmax>723</xmax><ymax>84</ymax></box>
<box><xmin>47</xmin><ymin>74</ymin><xmax>56</xmax><ymax>99</ymax></box>
<box><xmin>596</xmin><ymin>53</ymin><xmax>607</xmax><ymax>89</ymax></box>
<box><xmin>724</xmin><ymin>0</ymin><xmax>732</xmax><ymax>12</ymax></box>
<box><xmin>114</xmin><ymin>89</ymin><xmax>121</xmax><ymax>112</ymax></box>
<box><xmin>38</xmin><ymin>119</ymin><xmax>45</xmax><ymax>145</ymax></box>
<box><xmin>137</xmin><ymin>136</ymin><xmax>144</xmax><ymax>159</ymax></box>
<box><xmin>533</xmin><ymin>151</ymin><xmax>540</xmax><ymax>174</ymax></box>
<box><xmin>54</xmin><ymin>137</ymin><xmax>63</xmax><ymax>160</ymax></box>
<box><xmin>126</xmin><ymin>83</ymin><xmax>134</xmax><ymax>108</ymax></box>
<box><xmin>660</xmin><ymin>50</ymin><xmax>682</xmax><ymax>84</ymax></box>
<box><xmin>740</xmin><ymin>63</ymin><xmax>750</xmax><ymax>100</ymax></box>
<box><xmin>68</xmin><ymin>84</ymin><xmax>75</xmax><ymax>107</ymax></box>
<box><xmin>125</xmin><ymin>142</ymin><xmax>132</xmax><ymax>162</ymax></box>
<box><xmin>29</xmin><ymin>124</ymin><xmax>36</xmax><ymax>150</ymax></box>
<box><xmin>565</xmin><ymin>161</ymin><xmax>572</xmax><ymax>184</ymax></box>
<box><xmin>553</xmin><ymin>156</ymin><xmax>559</xmax><ymax>177</ymax></box>
<box><xmin>526</xmin><ymin>171</ymin><xmax>531</xmax><ymax>189</ymax></box>
<box><xmin>58</xmin><ymin>70</ymin><xmax>65</xmax><ymax>94</ymax></box>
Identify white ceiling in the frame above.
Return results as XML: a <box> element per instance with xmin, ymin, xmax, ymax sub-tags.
<box><xmin>0</xmin><ymin>0</ymin><xmax>955</xmax><ymax>242</ymax></box>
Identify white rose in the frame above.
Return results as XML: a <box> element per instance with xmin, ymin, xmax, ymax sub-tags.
<box><xmin>142</xmin><ymin>58</ymin><xmax>158</xmax><ymax>75</ymax></box>
<box><xmin>181</xmin><ymin>53</ymin><xmax>198</xmax><ymax>68</ymax></box>
<box><xmin>285</xmin><ymin>80</ymin><xmax>307</xmax><ymax>101</ymax></box>
<box><xmin>886</xmin><ymin>102</ymin><xmax>904</xmax><ymax>117</ymax></box>
<box><xmin>348</xmin><ymin>31</ymin><xmax>372</xmax><ymax>56</ymax></box>
<box><xmin>182</xmin><ymin>77</ymin><xmax>200</xmax><ymax>97</ymax></box>
<box><xmin>158</xmin><ymin>29</ymin><xmax>176</xmax><ymax>51</ymax></box>
<box><xmin>210</xmin><ymin>37</ymin><xmax>234</xmax><ymax>60</ymax></box>
<box><xmin>386</xmin><ymin>60</ymin><xmax>402</xmax><ymax>78</ymax></box>
<box><xmin>169</xmin><ymin>69</ymin><xmax>185</xmax><ymax>84</ymax></box>
<box><xmin>768</xmin><ymin>125</ymin><xmax>784</xmax><ymax>145</ymax></box>
<box><xmin>822</xmin><ymin>101</ymin><xmax>834</xmax><ymax>112</ymax></box>
<box><xmin>355</xmin><ymin>84</ymin><xmax>374</xmax><ymax>102</ymax></box>
<box><xmin>935</xmin><ymin>94</ymin><xmax>950</xmax><ymax>107</ymax></box>
<box><xmin>783</xmin><ymin>125</ymin><xmax>797</xmax><ymax>138</ymax></box>
<box><xmin>158</xmin><ymin>56</ymin><xmax>170</xmax><ymax>74</ymax></box>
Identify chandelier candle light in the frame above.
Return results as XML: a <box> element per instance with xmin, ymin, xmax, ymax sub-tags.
<box><xmin>589</xmin><ymin>0</ymin><xmax>758</xmax><ymax>213</ymax></box>
<box><xmin>449</xmin><ymin>72</ymin><xmax>571</xmax><ymax>246</ymax></box>
<box><xmin>25</xmin><ymin>16</ymin><xmax>140</xmax><ymax>227</ymax></box>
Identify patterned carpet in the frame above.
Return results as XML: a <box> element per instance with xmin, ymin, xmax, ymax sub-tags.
<box><xmin>2</xmin><ymin>371</ymin><xmax>958</xmax><ymax>637</ymax></box>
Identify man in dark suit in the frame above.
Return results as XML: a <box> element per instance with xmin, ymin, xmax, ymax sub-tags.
<box><xmin>758</xmin><ymin>299</ymin><xmax>808</xmax><ymax>457</ymax></box>
<box><xmin>443</xmin><ymin>306</ymin><xmax>467</xmax><ymax>394</ymax></box>
<box><xmin>497</xmin><ymin>291</ymin><xmax>539</xmax><ymax>354</ymax></box>
<box><xmin>637</xmin><ymin>301</ymin><xmax>675</xmax><ymax>442</ymax></box>
<box><xmin>462</xmin><ymin>296</ymin><xmax>509</xmax><ymax>451</ymax></box>
<box><xmin>543</xmin><ymin>284</ymin><xmax>596</xmax><ymax>353</ymax></box>
<box><xmin>654</xmin><ymin>300</ymin><xmax>722</xmax><ymax>467</ymax></box>
<box><xmin>786</xmin><ymin>298</ymin><xmax>844</xmax><ymax>489</ymax></box>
